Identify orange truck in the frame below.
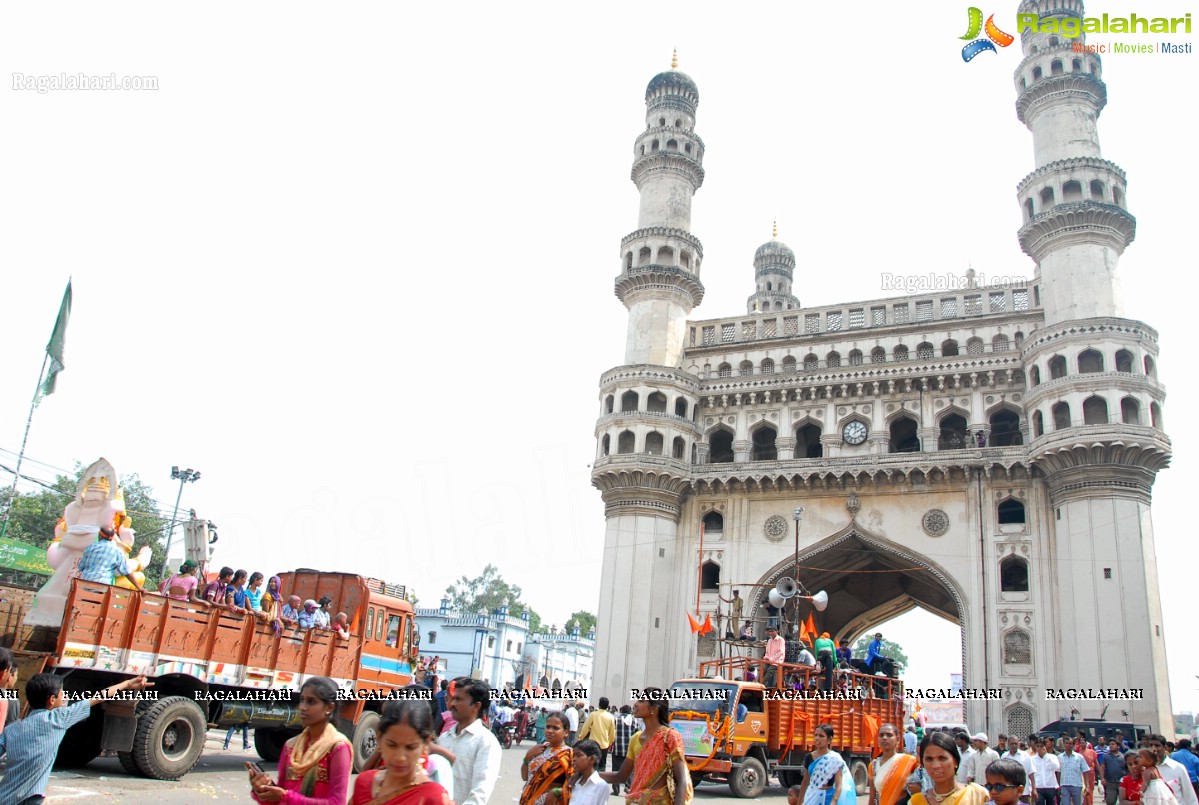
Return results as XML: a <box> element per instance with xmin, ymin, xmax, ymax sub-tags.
<box><xmin>667</xmin><ymin>656</ymin><xmax>905</xmax><ymax>798</ymax></box>
<box><xmin>0</xmin><ymin>569</ymin><xmax>421</xmax><ymax>780</ymax></box>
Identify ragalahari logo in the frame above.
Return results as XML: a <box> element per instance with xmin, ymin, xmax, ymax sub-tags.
<box><xmin>960</xmin><ymin>7</ymin><xmax>1015</xmax><ymax>61</ymax></box>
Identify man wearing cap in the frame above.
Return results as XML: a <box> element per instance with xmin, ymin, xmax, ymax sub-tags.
<box><xmin>77</xmin><ymin>525</ymin><xmax>144</xmax><ymax>590</ymax></box>
<box><xmin>298</xmin><ymin>599</ymin><xmax>319</xmax><ymax>629</ymax></box>
<box><xmin>314</xmin><ymin>595</ymin><xmax>333</xmax><ymax>629</ymax></box>
<box><xmin>762</xmin><ymin>626</ymin><xmax>786</xmax><ymax>687</ymax></box>
<box><xmin>967</xmin><ymin>732</ymin><xmax>1001</xmax><ymax>784</ymax></box>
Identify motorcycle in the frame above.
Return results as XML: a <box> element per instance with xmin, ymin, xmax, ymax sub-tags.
<box><xmin>491</xmin><ymin>720</ymin><xmax>514</xmax><ymax>749</ymax></box>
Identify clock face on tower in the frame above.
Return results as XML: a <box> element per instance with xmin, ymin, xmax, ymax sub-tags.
<box><xmin>842</xmin><ymin>420</ymin><xmax>868</xmax><ymax>446</ymax></box>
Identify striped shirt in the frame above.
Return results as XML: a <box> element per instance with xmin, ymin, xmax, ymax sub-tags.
<box><xmin>76</xmin><ymin>538</ymin><xmax>128</xmax><ymax>584</ymax></box>
<box><xmin>0</xmin><ymin>700</ymin><xmax>93</xmax><ymax>801</ymax></box>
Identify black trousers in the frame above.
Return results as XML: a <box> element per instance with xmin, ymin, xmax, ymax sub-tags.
<box><xmin>598</xmin><ymin>746</ymin><xmax>609</xmax><ymax>772</ymax></box>
<box><xmin>1038</xmin><ymin>789</ymin><xmax>1060</xmax><ymax>805</ymax></box>
<box><xmin>818</xmin><ymin>651</ymin><xmax>834</xmax><ymax>690</ymax></box>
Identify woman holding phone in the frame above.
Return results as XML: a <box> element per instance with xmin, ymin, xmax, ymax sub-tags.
<box><xmin>249</xmin><ymin>676</ymin><xmax>351</xmax><ymax>804</ymax></box>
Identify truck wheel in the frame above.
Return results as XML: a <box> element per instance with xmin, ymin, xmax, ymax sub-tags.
<box><xmin>778</xmin><ymin>769</ymin><xmax>798</xmax><ymax>789</ymax></box>
<box><xmin>851</xmin><ymin>760</ymin><xmax>870</xmax><ymax>796</ymax></box>
<box><xmin>132</xmin><ymin>695</ymin><xmax>207</xmax><ymax>780</ymax></box>
<box><xmin>730</xmin><ymin>757</ymin><xmax>767</xmax><ymax>798</ymax></box>
<box><xmin>118</xmin><ymin>751</ymin><xmax>144</xmax><ymax>776</ymax></box>
<box><xmin>255</xmin><ymin>727</ymin><xmax>292</xmax><ymax>764</ymax></box>
<box><xmin>55</xmin><ymin>707</ymin><xmax>104</xmax><ymax>767</ymax></box>
<box><xmin>690</xmin><ymin>771</ymin><xmax>707</xmax><ymax>789</ymax></box>
<box><xmin>353</xmin><ymin>711</ymin><xmax>381</xmax><ymax>771</ymax></box>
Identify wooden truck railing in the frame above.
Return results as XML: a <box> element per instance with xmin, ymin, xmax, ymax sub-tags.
<box><xmin>697</xmin><ymin>655</ymin><xmax>905</xmax><ymax>699</ymax></box>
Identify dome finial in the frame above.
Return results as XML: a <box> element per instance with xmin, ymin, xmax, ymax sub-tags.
<box><xmin>671</xmin><ymin>48</ymin><xmax>678</xmax><ymax>70</ymax></box>
<box><xmin>772</xmin><ymin>219</ymin><xmax>778</xmax><ymax>240</ymax></box>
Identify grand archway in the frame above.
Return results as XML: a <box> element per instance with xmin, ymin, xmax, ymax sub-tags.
<box><xmin>750</xmin><ymin>523</ymin><xmax>967</xmax><ymax>677</ymax></box>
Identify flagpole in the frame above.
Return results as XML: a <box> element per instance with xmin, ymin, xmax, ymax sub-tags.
<box><xmin>0</xmin><ymin>354</ymin><xmax>50</xmax><ymax>540</ymax></box>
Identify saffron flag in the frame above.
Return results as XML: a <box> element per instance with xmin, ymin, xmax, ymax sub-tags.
<box><xmin>686</xmin><ymin>611</ymin><xmax>714</xmax><ymax>635</ymax></box>
<box><xmin>805</xmin><ymin>612</ymin><xmax>817</xmax><ymax>640</ymax></box>
<box><xmin>37</xmin><ymin>280</ymin><xmax>72</xmax><ymax>404</ymax></box>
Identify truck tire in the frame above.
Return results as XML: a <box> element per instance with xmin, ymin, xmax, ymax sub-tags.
<box><xmin>353</xmin><ymin>711</ymin><xmax>381</xmax><ymax>771</ymax></box>
<box><xmin>730</xmin><ymin>757</ymin><xmax>767</xmax><ymax>798</ymax></box>
<box><xmin>690</xmin><ymin>771</ymin><xmax>707</xmax><ymax>789</ymax></box>
<box><xmin>55</xmin><ymin>707</ymin><xmax>104</xmax><ymax>768</ymax></box>
<box><xmin>118</xmin><ymin>751</ymin><xmax>144</xmax><ymax>776</ymax></box>
<box><xmin>850</xmin><ymin>760</ymin><xmax>870</xmax><ymax>796</ymax></box>
<box><xmin>778</xmin><ymin>769</ymin><xmax>799</xmax><ymax>789</ymax></box>
<box><xmin>132</xmin><ymin>695</ymin><xmax>207</xmax><ymax>780</ymax></box>
<box><xmin>255</xmin><ymin>727</ymin><xmax>292</xmax><ymax>764</ymax></box>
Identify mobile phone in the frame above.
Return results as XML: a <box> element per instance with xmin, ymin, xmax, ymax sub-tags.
<box><xmin>247</xmin><ymin>761</ymin><xmax>266</xmax><ymax>776</ymax></box>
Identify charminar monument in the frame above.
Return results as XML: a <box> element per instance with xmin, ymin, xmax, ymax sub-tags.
<box><xmin>592</xmin><ymin>0</ymin><xmax>1172</xmax><ymax>736</ymax></box>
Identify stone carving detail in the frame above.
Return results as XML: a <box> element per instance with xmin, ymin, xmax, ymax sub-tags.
<box><xmin>764</xmin><ymin>515</ymin><xmax>788</xmax><ymax>541</ymax></box>
<box><xmin>922</xmin><ymin>508</ymin><xmax>950</xmax><ymax>537</ymax></box>
<box><xmin>847</xmin><ymin>494</ymin><xmax>861</xmax><ymax>517</ymax></box>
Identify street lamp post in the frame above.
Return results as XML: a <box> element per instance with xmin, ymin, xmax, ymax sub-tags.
<box><xmin>793</xmin><ymin>507</ymin><xmax>804</xmax><ymax>634</ymax></box>
<box><xmin>164</xmin><ymin>466</ymin><xmax>200</xmax><ymax>558</ymax></box>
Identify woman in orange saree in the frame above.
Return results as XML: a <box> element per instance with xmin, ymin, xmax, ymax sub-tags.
<box><xmin>350</xmin><ymin>699</ymin><xmax>452</xmax><ymax>805</ymax></box>
<box><xmin>870</xmin><ymin>724</ymin><xmax>920</xmax><ymax>805</ymax></box>
<box><xmin>521</xmin><ymin>711</ymin><xmax>574</xmax><ymax>805</ymax></box>
<box><xmin>601</xmin><ymin>689</ymin><xmax>692</xmax><ymax>805</ymax></box>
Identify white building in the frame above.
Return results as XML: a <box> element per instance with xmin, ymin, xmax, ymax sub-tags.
<box><xmin>415</xmin><ymin>599</ymin><xmax>595</xmax><ymax>696</ymax></box>
<box><xmin>592</xmin><ymin>2</ymin><xmax>1172</xmax><ymax>739</ymax></box>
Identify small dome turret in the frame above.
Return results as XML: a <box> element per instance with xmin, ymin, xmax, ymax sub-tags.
<box><xmin>747</xmin><ymin>222</ymin><xmax>800</xmax><ymax>314</ymax></box>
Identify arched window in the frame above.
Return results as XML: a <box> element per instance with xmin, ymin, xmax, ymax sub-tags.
<box><xmin>1090</xmin><ymin>179</ymin><xmax>1105</xmax><ymax>200</ymax></box>
<box><xmin>871</xmin><ymin>347</ymin><xmax>886</xmax><ymax>363</ymax></box>
<box><xmin>998</xmin><ymin>498</ymin><xmax>1027</xmax><ymax>525</ymax></box>
<box><xmin>700</xmin><ymin>561</ymin><xmax>720</xmax><ymax>590</ymax></box>
<box><xmin>966</xmin><ymin>337</ymin><xmax>985</xmax><ymax>356</ymax></box>
<box><xmin>621</xmin><ymin>391</ymin><xmax>639</xmax><ymax>412</ymax></box>
<box><xmin>1052</xmin><ymin>402</ymin><xmax>1071</xmax><ymax>430</ymax></box>
<box><xmin>605</xmin><ymin>394</ymin><xmax>614</xmax><ymax>414</ymax></box>
<box><xmin>1072</xmin><ymin>58</ymin><xmax>1082</xmax><ymax>72</ymax></box>
<box><xmin>718</xmin><ymin>362</ymin><xmax>732</xmax><ymax>378</ymax></box>
<box><xmin>1113</xmin><ymin>186</ymin><xmax>1125</xmax><ymax>207</ymax></box>
<box><xmin>917</xmin><ymin>342</ymin><xmax>934</xmax><ymax>360</ymax></box>
<box><xmin>942</xmin><ymin>339</ymin><xmax>959</xmax><ymax>357</ymax></box>
<box><xmin>796</xmin><ymin>423</ymin><xmax>824</xmax><ymax>458</ymax></box>
<box><xmin>782</xmin><ymin>355</ymin><xmax>797</xmax><ymax>373</ymax></box>
<box><xmin>601</xmin><ymin>434</ymin><xmax>610</xmax><ymax>456</ymax></box>
<box><xmin>645</xmin><ymin>431</ymin><xmax>664</xmax><ymax>455</ymax></box>
<box><xmin>761</xmin><ymin>358</ymin><xmax>775</xmax><ymax>375</ymax></box>
<box><xmin>1024</xmin><ymin>198</ymin><xmax>1035</xmax><ymax>219</ymax></box>
<box><xmin>803</xmin><ymin>353</ymin><xmax>819</xmax><ymax>371</ymax></box>
<box><xmin>1030</xmin><ymin>365</ymin><xmax>1041</xmax><ymax>386</ymax></box>
<box><xmin>665</xmin><ymin>139</ymin><xmax>678</xmax><ymax>153</ymax></box>
<box><xmin>1078</xmin><ymin>349</ymin><xmax>1103</xmax><ymax>373</ymax></box>
<box><xmin>739</xmin><ymin>360</ymin><xmax>754</xmax><ymax>377</ymax></box>
<box><xmin>1033</xmin><ymin>65</ymin><xmax>1043</xmax><ymax>80</ymax></box>
<box><xmin>1015</xmin><ymin>331</ymin><xmax>1025</xmax><ymax>345</ymax></box>
<box><xmin>826</xmin><ymin>351</ymin><xmax>841</xmax><ymax>368</ymax></box>
<box><xmin>647</xmin><ymin>391</ymin><xmax>667</xmax><ymax>412</ymax></box>
<box><xmin>1032</xmin><ymin>410</ymin><xmax>1044</xmax><ymax>437</ymax></box>
<box><xmin>889</xmin><ymin>416</ymin><xmax>920</xmax><ymax>453</ymax></box>
<box><xmin>1000</xmin><ymin>556</ymin><xmax>1030</xmax><ymax>591</ymax></box>
<box><xmin>989</xmin><ymin>409</ymin><xmax>1022</xmax><ymax>446</ymax></box>
<box><xmin>1115</xmin><ymin>349</ymin><xmax>1134</xmax><ymax>373</ymax></box>
<box><xmin>938</xmin><ymin>413</ymin><xmax>969</xmax><ymax>450</ymax></box>
<box><xmin>702</xmin><ymin>511</ymin><xmax>724</xmax><ymax>533</ymax></box>
<box><xmin>1062</xmin><ymin>180</ymin><xmax>1082</xmax><ymax>202</ymax></box>
<box><xmin>1150</xmin><ymin>402</ymin><xmax>1162</xmax><ymax>429</ymax></box>
<box><xmin>1048</xmin><ymin>355</ymin><xmax>1067</xmax><ymax>379</ymax></box>
<box><xmin>1144</xmin><ymin>355</ymin><xmax>1156</xmax><ymax>379</ymax></box>
<box><xmin>638</xmin><ymin>246</ymin><xmax>651</xmax><ymax>265</ymax></box>
<box><xmin>1040</xmin><ymin>187</ymin><xmax>1055</xmax><ymax>208</ymax></box>
<box><xmin>1050</xmin><ymin>59</ymin><xmax>1063</xmax><ymax>75</ymax></box>
<box><xmin>848</xmin><ymin>349</ymin><xmax>863</xmax><ymax>366</ymax></box>
<box><xmin>1003</xmin><ymin>630</ymin><xmax>1032</xmax><ymax>665</ymax></box>
<box><xmin>1083</xmin><ymin>395</ymin><xmax>1108</xmax><ymax>425</ymax></box>
<box><xmin>751</xmin><ymin>426</ymin><xmax>778</xmax><ymax>461</ymax></box>
<box><xmin>675</xmin><ymin>398</ymin><xmax>688</xmax><ymax>417</ymax></box>
<box><xmin>992</xmin><ymin>334</ymin><xmax>1010</xmax><ymax>352</ymax></box>
<box><xmin>656</xmin><ymin>246</ymin><xmax>674</xmax><ymax>264</ymax></box>
<box><xmin>672</xmin><ymin>436</ymin><xmax>686</xmax><ymax>459</ymax></box>
<box><xmin>1006</xmin><ymin>706</ymin><xmax>1035</xmax><ymax>743</ymax></box>
<box><xmin>1121</xmin><ymin>397</ymin><xmax>1141</xmax><ymax>425</ymax></box>
<box><xmin>617</xmin><ymin>430</ymin><xmax>635</xmax><ymax>454</ymax></box>
<box><xmin>893</xmin><ymin>345</ymin><xmax>909</xmax><ymax>361</ymax></box>
<box><xmin>709</xmin><ymin>429</ymin><xmax>735</xmax><ymax>463</ymax></box>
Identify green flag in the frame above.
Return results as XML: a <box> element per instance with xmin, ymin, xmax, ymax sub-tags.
<box><xmin>37</xmin><ymin>280</ymin><xmax>72</xmax><ymax>403</ymax></box>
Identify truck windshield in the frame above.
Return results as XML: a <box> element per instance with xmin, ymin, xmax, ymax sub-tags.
<box><xmin>667</xmin><ymin>682</ymin><xmax>738</xmax><ymax>715</ymax></box>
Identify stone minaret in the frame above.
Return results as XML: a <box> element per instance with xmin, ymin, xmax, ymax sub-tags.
<box><xmin>1014</xmin><ymin>0</ymin><xmax>1135</xmax><ymax>326</ymax></box>
<box><xmin>746</xmin><ymin>223</ymin><xmax>800</xmax><ymax>315</ymax></box>
<box><xmin>591</xmin><ymin>53</ymin><xmax>705</xmax><ymax>703</ymax></box>
<box><xmin>1016</xmin><ymin>0</ymin><xmax>1172</xmax><ymax>729</ymax></box>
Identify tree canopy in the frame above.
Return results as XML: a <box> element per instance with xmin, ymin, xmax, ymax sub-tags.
<box><xmin>852</xmin><ymin>635</ymin><xmax>910</xmax><ymax>675</ymax></box>
<box><xmin>1</xmin><ymin>465</ymin><xmax>169</xmax><ymax>587</ymax></box>
<box><xmin>563</xmin><ymin>610</ymin><xmax>597</xmax><ymax>635</ymax></box>
<box><xmin>444</xmin><ymin>564</ymin><xmax>544</xmax><ymax>633</ymax></box>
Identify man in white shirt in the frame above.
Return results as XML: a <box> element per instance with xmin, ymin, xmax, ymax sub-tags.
<box><xmin>1151</xmin><ymin>734</ymin><xmax>1199</xmax><ymax>805</ymax></box>
<box><xmin>565</xmin><ymin>701</ymin><xmax>581</xmax><ymax>744</ymax></box>
<box><xmin>956</xmin><ymin>733</ymin><xmax>978</xmax><ymax>784</ymax></box>
<box><xmin>796</xmin><ymin>643</ymin><xmax>817</xmax><ymax>668</ymax></box>
<box><xmin>1031</xmin><ymin>739</ymin><xmax>1062</xmax><ymax>805</ymax></box>
<box><xmin>1003</xmin><ymin>735</ymin><xmax>1035</xmax><ymax>804</ymax></box>
<box><xmin>904</xmin><ymin>725</ymin><xmax>919</xmax><ymax>756</ymax></box>
<box><xmin>969</xmin><ymin>733</ymin><xmax>1002</xmax><ymax>784</ymax></box>
<box><xmin>571</xmin><ymin>739</ymin><xmax>612</xmax><ymax>805</ymax></box>
<box><xmin>438</xmin><ymin>678</ymin><xmax>502</xmax><ymax>805</ymax></box>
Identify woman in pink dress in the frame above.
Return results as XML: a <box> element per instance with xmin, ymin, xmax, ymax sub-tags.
<box><xmin>159</xmin><ymin>560</ymin><xmax>203</xmax><ymax>603</ymax></box>
<box><xmin>249</xmin><ymin>677</ymin><xmax>351</xmax><ymax>804</ymax></box>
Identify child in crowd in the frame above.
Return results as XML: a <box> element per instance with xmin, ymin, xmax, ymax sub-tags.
<box><xmin>789</xmin><ymin>784</ymin><xmax>804</xmax><ymax>805</ymax></box>
<box><xmin>570</xmin><ymin>739</ymin><xmax>610</xmax><ymax>805</ymax></box>
<box><xmin>984</xmin><ymin>758</ymin><xmax>1027</xmax><ymax>805</ymax></box>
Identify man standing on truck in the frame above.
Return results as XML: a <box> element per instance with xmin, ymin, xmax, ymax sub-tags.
<box><xmin>763</xmin><ymin>626</ymin><xmax>786</xmax><ymax>687</ymax></box>
<box><xmin>866</xmin><ymin>632</ymin><xmax>885</xmax><ymax>674</ymax></box>
<box><xmin>439</xmin><ymin>677</ymin><xmax>501</xmax><ymax>805</ymax></box>
<box><xmin>76</xmin><ymin>525</ymin><xmax>143</xmax><ymax>590</ymax></box>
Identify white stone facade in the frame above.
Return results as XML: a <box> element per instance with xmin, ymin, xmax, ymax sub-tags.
<box><xmin>592</xmin><ymin>2</ymin><xmax>1172</xmax><ymax>739</ymax></box>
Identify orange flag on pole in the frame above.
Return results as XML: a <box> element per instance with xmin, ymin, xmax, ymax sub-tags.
<box><xmin>805</xmin><ymin>612</ymin><xmax>817</xmax><ymax>639</ymax></box>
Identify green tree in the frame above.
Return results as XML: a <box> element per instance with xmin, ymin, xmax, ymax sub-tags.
<box><xmin>444</xmin><ymin>564</ymin><xmax>543</xmax><ymax>633</ymax></box>
<box><xmin>563</xmin><ymin>610</ymin><xmax>597</xmax><ymax>635</ymax></box>
<box><xmin>0</xmin><ymin>465</ymin><xmax>169</xmax><ymax>587</ymax></box>
<box><xmin>852</xmin><ymin>635</ymin><xmax>910</xmax><ymax>675</ymax></box>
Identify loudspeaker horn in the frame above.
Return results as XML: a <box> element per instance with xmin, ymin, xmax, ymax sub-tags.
<box><xmin>767</xmin><ymin>588</ymin><xmax>785</xmax><ymax>608</ymax></box>
<box><xmin>776</xmin><ymin>577</ymin><xmax>799</xmax><ymax>599</ymax></box>
<box><xmin>801</xmin><ymin>590</ymin><xmax>829</xmax><ymax>612</ymax></box>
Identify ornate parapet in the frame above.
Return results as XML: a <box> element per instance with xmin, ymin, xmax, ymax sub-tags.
<box><xmin>1017</xmin><ymin>201</ymin><xmax>1135</xmax><ymax>259</ymax></box>
<box><xmin>1016</xmin><ymin>72</ymin><xmax>1107</xmax><ymax>126</ymax></box>
<box><xmin>615</xmin><ymin>264</ymin><xmax>705</xmax><ymax>309</ymax></box>
<box><xmin>592</xmin><ymin>454</ymin><xmax>691</xmax><ymax>520</ymax></box>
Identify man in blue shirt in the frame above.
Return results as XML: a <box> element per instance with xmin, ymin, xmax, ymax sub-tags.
<box><xmin>76</xmin><ymin>526</ymin><xmax>143</xmax><ymax>589</ymax></box>
<box><xmin>1170</xmin><ymin>739</ymin><xmax>1199</xmax><ymax>800</ymax></box>
<box><xmin>1059</xmin><ymin>740</ymin><xmax>1094</xmax><ymax>805</ymax></box>
<box><xmin>905</xmin><ymin>724</ymin><xmax>919</xmax><ymax>755</ymax></box>
<box><xmin>866</xmin><ymin>632</ymin><xmax>885</xmax><ymax>673</ymax></box>
<box><xmin>1098</xmin><ymin>738</ymin><xmax>1127</xmax><ymax>805</ymax></box>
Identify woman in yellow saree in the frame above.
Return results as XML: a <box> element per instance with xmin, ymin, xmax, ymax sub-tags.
<box><xmin>870</xmin><ymin>723</ymin><xmax>920</xmax><ymax>805</ymax></box>
<box><xmin>601</xmin><ymin>689</ymin><xmax>693</xmax><ymax>805</ymax></box>
<box><xmin>909</xmin><ymin>732</ymin><xmax>990</xmax><ymax>805</ymax></box>
<box><xmin>521</xmin><ymin>711</ymin><xmax>574</xmax><ymax>805</ymax></box>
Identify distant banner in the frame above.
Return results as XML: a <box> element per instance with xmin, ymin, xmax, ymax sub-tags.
<box><xmin>0</xmin><ymin>537</ymin><xmax>52</xmax><ymax>574</ymax></box>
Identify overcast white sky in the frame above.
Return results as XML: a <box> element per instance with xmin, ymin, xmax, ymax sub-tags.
<box><xmin>2</xmin><ymin>2</ymin><xmax>1196</xmax><ymax>716</ymax></box>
